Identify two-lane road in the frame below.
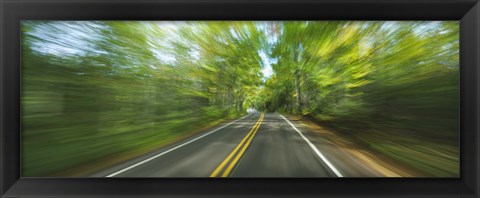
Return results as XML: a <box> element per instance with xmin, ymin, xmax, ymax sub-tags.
<box><xmin>93</xmin><ymin>113</ymin><xmax>352</xmax><ymax>177</ymax></box>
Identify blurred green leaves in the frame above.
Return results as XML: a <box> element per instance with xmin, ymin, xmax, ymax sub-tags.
<box><xmin>259</xmin><ymin>21</ymin><xmax>459</xmax><ymax>176</ymax></box>
<box><xmin>21</xmin><ymin>21</ymin><xmax>459</xmax><ymax>177</ymax></box>
<box><xmin>21</xmin><ymin>21</ymin><xmax>263</xmax><ymax>176</ymax></box>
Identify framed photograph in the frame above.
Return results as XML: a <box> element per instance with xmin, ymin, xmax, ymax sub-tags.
<box><xmin>1</xmin><ymin>0</ymin><xmax>479</xmax><ymax>197</ymax></box>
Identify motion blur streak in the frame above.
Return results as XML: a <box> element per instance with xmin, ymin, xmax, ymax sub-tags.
<box><xmin>21</xmin><ymin>21</ymin><xmax>459</xmax><ymax>177</ymax></box>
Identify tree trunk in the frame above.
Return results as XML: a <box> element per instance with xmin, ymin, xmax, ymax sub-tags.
<box><xmin>295</xmin><ymin>69</ymin><xmax>303</xmax><ymax>114</ymax></box>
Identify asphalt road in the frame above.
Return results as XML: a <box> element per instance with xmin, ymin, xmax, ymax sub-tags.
<box><xmin>94</xmin><ymin>112</ymin><xmax>380</xmax><ymax>177</ymax></box>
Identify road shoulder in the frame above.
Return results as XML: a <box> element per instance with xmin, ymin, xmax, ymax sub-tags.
<box><xmin>283</xmin><ymin>115</ymin><xmax>418</xmax><ymax>177</ymax></box>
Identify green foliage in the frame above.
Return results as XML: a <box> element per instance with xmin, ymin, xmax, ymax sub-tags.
<box><xmin>21</xmin><ymin>21</ymin><xmax>262</xmax><ymax>176</ymax></box>
<box><xmin>259</xmin><ymin>21</ymin><xmax>459</xmax><ymax>176</ymax></box>
<box><xmin>21</xmin><ymin>21</ymin><xmax>459</xmax><ymax>177</ymax></box>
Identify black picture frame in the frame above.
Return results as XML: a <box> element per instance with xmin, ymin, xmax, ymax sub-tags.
<box><xmin>1</xmin><ymin>0</ymin><xmax>479</xmax><ymax>197</ymax></box>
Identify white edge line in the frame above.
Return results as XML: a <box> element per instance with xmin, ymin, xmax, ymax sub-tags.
<box><xmin>279</xmin><ymin>115</ymin><xmax>344</xmax><ymax>177</ymax></box>
<box><xmin>105</xmin><ymin>114</ymin><xmax>251</xmax><ymax>177</ymax></box>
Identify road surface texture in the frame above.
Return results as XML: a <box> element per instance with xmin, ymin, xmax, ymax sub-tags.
<box><xmin>93</xmin><ymin>112</ymin><xmax>390</xmax><ymax>177</ymax></box>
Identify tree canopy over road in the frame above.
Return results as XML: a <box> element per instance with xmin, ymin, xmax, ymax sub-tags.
<box><xmin>21</xmin><ymin>21</ymin><xmax>459</xmax><ymax>177</ymax></box>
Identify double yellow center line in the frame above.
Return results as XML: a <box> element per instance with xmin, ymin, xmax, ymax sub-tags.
<box><xmin>210</xmin><ymin>113</ymin><xmax>264</xmax><ymax>177</ymax></box>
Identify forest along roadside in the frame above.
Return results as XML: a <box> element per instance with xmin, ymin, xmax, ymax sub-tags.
<box><xmin>21</xmin><ymin>21</ymin><xmax>459</xmax><ymax>177</ymax></box>
<box><xmin>284</xmin><ymin>115</ymin><xmax>421</xmax><ymax>177</ymax></box>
